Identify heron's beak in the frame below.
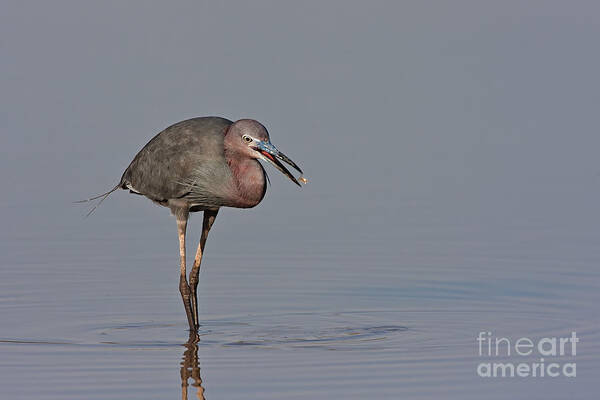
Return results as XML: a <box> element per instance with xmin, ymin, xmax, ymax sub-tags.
<box><xmin>255</xmin><ymin>141</ymin><xmax>303</xmax><ymax>186</ymax></box>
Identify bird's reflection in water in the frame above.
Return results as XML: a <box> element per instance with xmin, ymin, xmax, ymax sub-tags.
<box><xmin>180</xmin><ymin>334</ymin><xmax>205</xmax><ymax>400</ymax></box>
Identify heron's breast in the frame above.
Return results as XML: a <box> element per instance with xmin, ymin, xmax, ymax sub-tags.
<box><xmin>226</xmin><ymin>158</ymin><xmax>267</xmax><ymax>208</ymax></box>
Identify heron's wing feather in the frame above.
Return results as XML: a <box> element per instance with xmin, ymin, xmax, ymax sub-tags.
<box><xmin>120</xmin><ymin>117</ymin><xmax>233</xmax><ymax>204</ymax></box>
<box><xmin>178</xmin><ymin>161</ymin><xmax>235</xmax><ymax>208</ymax></box>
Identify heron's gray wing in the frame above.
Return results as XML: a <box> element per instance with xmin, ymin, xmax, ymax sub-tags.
<box><xmin>120</xmin><ymin>117</ymin><xmax>233</xmax><ymax>203</ymax></box>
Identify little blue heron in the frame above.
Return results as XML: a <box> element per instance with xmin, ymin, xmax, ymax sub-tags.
<box><xmin>81</xmin><ymin>117</ymin><xmax>305</xmax><ymax>331</ymax></box>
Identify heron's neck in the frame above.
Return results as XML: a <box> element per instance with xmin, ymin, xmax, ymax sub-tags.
<box><xmin>225</xmin><ymin>154</ymin><xmax>266</xmax><ymax>208</ymax></box>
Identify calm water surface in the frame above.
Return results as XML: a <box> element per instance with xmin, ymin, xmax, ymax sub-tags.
<box><xmin>1</xmin><ymin>187</ymin><xmax>598</xmax><ymax>399</ymax></box>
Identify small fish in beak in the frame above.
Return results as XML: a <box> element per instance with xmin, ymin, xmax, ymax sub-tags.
<box><xmin>255</xmin><ymin>140</ymin><xmax>306</xmax><ymax>186</ymax></box>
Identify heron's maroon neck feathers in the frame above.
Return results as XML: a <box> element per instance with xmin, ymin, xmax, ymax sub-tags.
<box><xmin>223</xmin><ymin>129</ymin><xmax>267</xmax><ymax>208</ymax></box>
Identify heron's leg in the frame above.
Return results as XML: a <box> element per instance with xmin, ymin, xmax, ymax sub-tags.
<box><xmin>177</xmin><ymin>211</ymin><xmax>195</xmax><ymax>332</ymax></box>
<box><xmin>189</xmin><ymin>209</ymin><xmax>218</xmax><ymax>329</ymax></box>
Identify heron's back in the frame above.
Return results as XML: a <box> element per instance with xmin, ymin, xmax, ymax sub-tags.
<box><xmin>120</xmin><ymin>117</ymin><xmax>234</xmax><ymax>208</ymax></box>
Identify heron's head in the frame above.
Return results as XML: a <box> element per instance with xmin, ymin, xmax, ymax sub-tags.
<box><xmin>226</xmin><ymin>119</ymin><xmax>304</xmax><ymax>186</ymax></box>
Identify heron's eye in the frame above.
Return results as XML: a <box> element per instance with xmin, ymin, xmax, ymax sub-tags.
<box><xmin>242</xmin><ymin>135</ymin><xmax>252</xmax><ymax>143</ymax></box>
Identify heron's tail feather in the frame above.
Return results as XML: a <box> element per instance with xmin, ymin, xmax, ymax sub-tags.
<box><xmin>75</xmin><ymin>184</ymin><xmax>120</xmax><ymax>217</ymax></box>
